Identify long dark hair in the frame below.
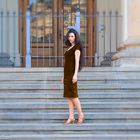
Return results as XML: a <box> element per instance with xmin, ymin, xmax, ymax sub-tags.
<box><xmin>65</xmin><ymin>28</ymin><xmax>84</xmax><ymax>71</ymax></box>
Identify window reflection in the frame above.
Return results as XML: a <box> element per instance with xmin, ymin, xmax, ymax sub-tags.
<box><xmin>64</xmin><ymin>0</ymin><xmax>86</xmax><ymax>44</ymax></box>
<box><xmin>29</xmin><ymin>0</ymin><xmax>87</xmax><ymax>44</ymax></box>
<box><xmin>30</xmin><ymin>0</ymin><xmax>52</xmax><ymax>43</ymax></box>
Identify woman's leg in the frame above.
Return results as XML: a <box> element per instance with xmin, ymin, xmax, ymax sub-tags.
<box><xmin>72</xmin><ymin>98</ymin><xmax>84</xmax><ymax>124</ymax></box>
<box><xmin>64</xmin><ymin>98</ymin><xmax>75</xmax><ymax>124</ymax></box>
<box><xmin>67</xmin><ymin>98</ymin><xmax>75</xmax><ymax>119</ymax></box>
<box><xmin>71</xmin><ymin>98</ymin><xmax>83</xmax><ymax>115</ymax></box>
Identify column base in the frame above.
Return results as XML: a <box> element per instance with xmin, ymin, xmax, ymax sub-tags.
<box><xmin>112</xmin><ymin>37</ymin><xmax>140</xmax><ymax>67</ymax></box>
<box><xmin>112</xmin><ymin>58</ymin><xmax>140</xmax><ymax>67</ymax></box>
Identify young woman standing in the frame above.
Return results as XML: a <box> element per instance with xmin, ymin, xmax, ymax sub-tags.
<box><xmin>62</xmin><ymin>28</ymin><xmax>84</xmax><ymax>125</ymax></box>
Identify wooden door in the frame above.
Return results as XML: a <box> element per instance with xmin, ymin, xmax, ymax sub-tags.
<box><xmin>61</xmin><ymin>0</ymin><xmax>96</xmax><ymax>66</ymax></box>
<box><xmin>20</xmin><ymin>0</ymin><xmax>96</xmax><ymax>67</ymax></box>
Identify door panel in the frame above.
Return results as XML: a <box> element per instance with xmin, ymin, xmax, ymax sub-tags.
<box><xmin>63</xmin><ymin>0</ymin><xmax>96</xmax><ymax>66</ymax></box>
<box><xmin>30</xmin><ymin>1</ymin><xmax>54</xmax><ymax>67</ymax></box>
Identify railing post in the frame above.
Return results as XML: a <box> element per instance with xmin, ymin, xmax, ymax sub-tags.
<box><xmin>26</xmin><ymin>7</ymin><xmax>31</xmax><ymax>67</ymax></box>
<box><xmin>75</xmin><ymin>7</ymin><xmax>80</xmax><ymax>34</ymax></box>
<box><xmin>67</xmin><ymin>7</ymin><xmax>80</xmax><ymax>33</ymax></box>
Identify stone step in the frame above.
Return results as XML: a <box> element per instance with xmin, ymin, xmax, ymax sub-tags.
<box><xmin>0</xmin><ymin>123</ymin><xmax>140</xmax><ymax>131</ymax></box>
<box><xmin>0</xmin><ymin>112</ymin><xmax>140</xmax><ymax>120</ymax></box>
<box><xmin>0</xmin><ymin>73</ymin><xmax>140</xmax><ymax>81</ymax></box>
<box><xmin>0</xmin><ymin>67</ymin><xmax>140</xmax><ymax>72</ymax></box>
<box><xmin>0</xmin><ymin>95</ymin><xmax>140</xmax><ymax>102</ymax></box>
<box><xmin>1</xmin><ymin>80</ymin><xmax>140</xmax><ymax>85</ymax></box>
<box><xmin>1</xmin><ymin>108</ymin><xmax>138</xmax><ymax>112</ymax></box>
<box><xmin>0</xmin><ymin>67</ymin><xmax>140</xmax><ymax>82</ymax></box>
<box><xmin>0</xmin><ymin>102</ymin><xmax>140</xmax><ymax>109</ymax></box>
<box><xmin>0</xmin><ymin>80</ymin><xmax>138</xmax><ymax>86</ymax></box>
<box><xmin>0</xmin><ymin>83</ymin><xmax>140</xmax><ymax>90</ymax></box>
<box><xmin>0</xmin><ymin>133</ymin><xmax>140</xmax><ymax>140</ymax></box>
<box><xmin>0</xmin><ymin>90</ymin><xmax>140</xmax><ymax>99</ymax></box>
<box><xmin>1</xmin><ymin>119</ymin><xmax>140</xmax><ymax>124</ymax></box>
<box><xmin>0</xmin><ymin>108</ymin><xmax>139</xmax><ymax>113</ymax></box>
<box><xmin>0</xmin><ymin>72</ymin><xmax>138</xmax><ymax>76</ymax></box>
<box><xmin>1</xmin><ymin>98</ymin><xmax>140</xmax><ymax>102</ymax></box>
<box><xmin>0</xmin><ymin>131</ymin><xmax>140</xmax><ymax>134</ymax></box>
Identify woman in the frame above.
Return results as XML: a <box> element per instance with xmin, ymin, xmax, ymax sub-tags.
<box><xmin>62</xmin><ymin>28</ymin><xmax>84</xmax><ymax>125</ymax></box>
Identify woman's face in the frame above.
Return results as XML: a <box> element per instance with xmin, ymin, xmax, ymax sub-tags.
<box><xmin>68</xmin><ymin>33</ymin><xmax>75</xmax><ymax>44</ymax></box>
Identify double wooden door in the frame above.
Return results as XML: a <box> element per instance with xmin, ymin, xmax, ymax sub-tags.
<box><xmin>20</xmin><ymin>0</ymin><xmax>96</xmax><ymax>67</ymax></box>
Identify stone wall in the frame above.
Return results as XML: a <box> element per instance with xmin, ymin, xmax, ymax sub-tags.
<box><xmin>0</xmin><ymin>0</ymin><xmax>20</xmax><ymax>66</ymax></box>
<box><xmin>96</xmin><ymin>0</ymin><xmax>124</xmax><ymax>65</ymax></box>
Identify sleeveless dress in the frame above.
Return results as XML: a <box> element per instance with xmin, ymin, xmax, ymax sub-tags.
<box><xmin>63</xmin><ymin>44</ymin><xmax>81</xmax><ymax>98</ymax></box>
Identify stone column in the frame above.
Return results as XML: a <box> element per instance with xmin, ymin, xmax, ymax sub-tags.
<box><xmin>112</xmin><ymin>0</ymin><xmax>140</xmax><ymax>66</ymax></box>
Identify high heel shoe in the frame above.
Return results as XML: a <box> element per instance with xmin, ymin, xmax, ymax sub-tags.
<box><xmin>77</xmin><ymin>114</ymin><xmax>84</xmax><ymax>125</ymax></box>
<box><xmin>64</xmin><ymin>118</ymin><xmax>75</xmax><ymax>125</ymax></box>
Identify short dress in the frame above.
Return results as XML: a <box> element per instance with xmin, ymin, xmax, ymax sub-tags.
<box><xmin>63</xmin><ymin>44</ymin><xmax>81</xmax><ymax>98</ymax></box>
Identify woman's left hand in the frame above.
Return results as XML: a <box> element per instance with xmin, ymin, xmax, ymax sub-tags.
<box><xmin>72</xmin><ymin>75</ymin><xmax>77</xmax><ymax>83</ymax></box>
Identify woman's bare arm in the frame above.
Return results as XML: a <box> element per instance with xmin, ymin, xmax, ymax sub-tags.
<box><xmin>73</xmin><ymin>50</ymin><xmax>80</xmax><ymax>83</ymax></box>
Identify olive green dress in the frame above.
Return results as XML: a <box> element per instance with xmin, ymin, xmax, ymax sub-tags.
<box><xmin>63</xmin><ymin>44</ymin><xmax>81</xmax><ymax>98</ymax></box>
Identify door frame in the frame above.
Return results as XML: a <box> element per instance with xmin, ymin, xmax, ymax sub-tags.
<box><xmin>19</xmin><ymin>0</ymin><xmax>28</xmax><ymax>67</ymax></box>
<box><xmin>86</xmin><ymin>0</ymin><xmax>96</xmax><ymax>66</ymax></box>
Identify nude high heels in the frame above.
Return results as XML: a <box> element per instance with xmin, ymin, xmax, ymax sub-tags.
<box><xmin>77</xmin><ymin>114</ymin><xmax>84</xmax><ymax>125</ymax></box>
<box><xmin>64</xmin><ymin>118</ymin><xmax>75</xmax><ymax>125</ymax></box>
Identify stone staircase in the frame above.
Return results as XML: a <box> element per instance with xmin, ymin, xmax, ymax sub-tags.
<box><xmin>0</xmin><ymin>67</ymin><xmax>140</xmax><ymax>140</ymax></box>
